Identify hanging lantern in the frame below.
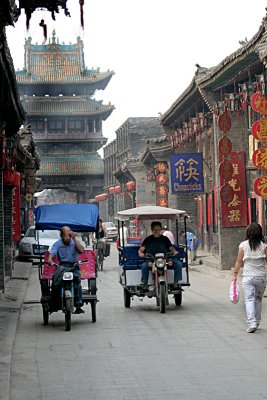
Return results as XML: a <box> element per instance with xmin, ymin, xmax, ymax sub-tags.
<box><xmin>114</xmin><ymin>185</ymin><xmax>121</xmax><ymax>194</ymax></box>
<box><xmin>95</xmin><ymin>193</ymin><xmax>107</xmax><ymax>202</ymax></box>
<box><xmin>126</xmin><ymin>181</ymin><xmax>136</xmax><ymax>191</ymax></box>
<box><xmin>156</xmin><ymin>174</ymin><xmax>168</xmax><ymax>184</ymax></box>
<box><xmin>155</xmin><ymin>162</ymin><xmax>167</xmax><ymax>173</ymax></box>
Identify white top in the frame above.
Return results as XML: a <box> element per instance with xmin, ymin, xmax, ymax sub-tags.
<box><xmin>163</xmin><ymin>230</ymin><xmax>175</xmax><ymax>245</ymax></box>
<box><xmin>239</xmin><ymin>239</ymin><xmax>266</xmax><ymax>276</ymax></box>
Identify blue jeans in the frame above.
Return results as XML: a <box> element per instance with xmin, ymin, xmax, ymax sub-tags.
<box><xmin>141</xmin><ymin>259</ymin><xmax>183</xmax><ymax>284</ymax></box>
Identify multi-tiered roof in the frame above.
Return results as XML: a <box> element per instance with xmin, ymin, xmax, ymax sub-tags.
<box><xmin>16</xmin><ymin>31</ymin><xmax>114</xmax><ymax>187</ymax></box>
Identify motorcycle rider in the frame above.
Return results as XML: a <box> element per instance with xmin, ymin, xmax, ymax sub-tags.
<box><xmin>47</xmin><ymin>226</ymin><xmax>85</xmax><ymax>314</ymax></box>
<box><xmin>138</xmin><ymin>221</ymin><xmax>182</xmax><ymax>288</ymax></box>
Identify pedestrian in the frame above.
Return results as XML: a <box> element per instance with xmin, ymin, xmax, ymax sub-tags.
<box><xmin>180</xmin><ymin>230</ymin><xmax>199</xmax><ymax>263</ymax></box>
<box><xmin>233</xmin><ymin>222</ymin><xmax>267</xmax><ymax>333</ymax></box>
<box><xmin>162</xmin><ymin>225</ymin><xmax>175</xmax><ymax>245</ymax></box>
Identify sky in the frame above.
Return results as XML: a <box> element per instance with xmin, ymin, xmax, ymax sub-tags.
<box><xmin>6</xmin><ymin>0</ymin><xmax>267</xmax><ymax>146</ymax></box>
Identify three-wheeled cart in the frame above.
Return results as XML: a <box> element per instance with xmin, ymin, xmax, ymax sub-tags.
<box><xmin>116</xmin><ymin>205</ymin><xmax>190</xmax><ymax>313</ymax></box>
<box><xmin>34</xmin><ymin>204</ymin><xmax>99</xmax><ymax>329</ymax></box>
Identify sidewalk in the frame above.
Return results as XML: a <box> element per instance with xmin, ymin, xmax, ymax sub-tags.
<box><xmin>189</xmin><ymin>249</ymin><xmax>233</xmax><ymax>280</ymax></box>
<box><xmin>0</xmin><ymin>260</ymin><xmax>32</xmax><ymax>400</ymax></box>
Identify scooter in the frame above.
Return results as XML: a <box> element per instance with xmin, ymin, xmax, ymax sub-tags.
<box><xmin>50</xmin><ymin>261</ymin><xmax>85</xmax><ymax>331</ymax></box>
<box><xmin>142</xmin><ymin>252</ymin><xmax>176</xmax><ymax>313</ymax></box>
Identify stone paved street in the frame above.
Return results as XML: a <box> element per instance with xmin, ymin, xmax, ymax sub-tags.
<box><xmin>8</xmin><ymin>244</ymin><xmax>267</xmax><ymax>400</ymax></box>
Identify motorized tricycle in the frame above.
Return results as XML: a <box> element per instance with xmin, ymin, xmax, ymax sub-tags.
<box><xmin>116</xmin><ymin>205</ymin><xmax>190</xmax><ymax>313</ymax></box>
<box><xmin>34</xmin><ymin>203</ymin><xmax>99</xmax><ymax>331</ymax></box>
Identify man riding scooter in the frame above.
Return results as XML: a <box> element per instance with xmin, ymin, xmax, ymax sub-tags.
<box><xmin>47</xmin><ymin>226</ymin><xmax>85</xmax><ymax>314</ymax></box>
<box><xmin>138</xmin><ymin>221</ymin><xmax>182</xmax><ymax>289</ymax></box>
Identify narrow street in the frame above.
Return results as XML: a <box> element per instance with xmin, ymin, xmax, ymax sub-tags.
<box><xmin>10</xmin><ymin>244</ymin><xmax>267</xmax><ymax>400</ymax></box>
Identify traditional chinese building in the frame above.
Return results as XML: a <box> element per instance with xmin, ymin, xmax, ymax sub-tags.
<box><xmin>159</xmin><ymin>11</ymin><xmax>267</xmax><ymax>269</ymax></box>
<box><xmin>101</xmin><ymin>118</ymin><xmax>165</xmax><ymax>222</ymax></box>
<box><xmin>16</xmin><ymin>31</ymin><xmax>114</xmax><ymax>203</ymax></box>
<box><xmin>0</xmin><ymin>1</ymin><xmax>40</xmax><ymax>292</ymax></box>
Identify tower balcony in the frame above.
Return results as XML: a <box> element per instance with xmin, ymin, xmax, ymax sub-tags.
<box><xmin>33</xmin><ymin>130</ymin><xmax>106</xmax><ymax>142</ymax></box>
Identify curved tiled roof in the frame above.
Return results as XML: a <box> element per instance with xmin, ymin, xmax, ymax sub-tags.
<box><xmin>20</xmin><ymin>96</ymin><xmax>114</xmax><ymax>118</ymax></box>
<box><xmin>16</xmin><ymin>70</ymin><xmax>114</xmax><ymax>85</ymax></box>
<box><xmin>37</xmin><ymin>156</ymin><xmax>104</xmax><ymax>176</ymax></box>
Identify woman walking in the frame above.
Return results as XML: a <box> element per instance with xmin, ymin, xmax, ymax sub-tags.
<box><xmin>233</xmin><ymin>223</ymin><xmax>267</xmax><ymax>333</ymax></box>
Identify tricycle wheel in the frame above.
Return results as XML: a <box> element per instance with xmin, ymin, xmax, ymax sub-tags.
<box><xmin>91</xmin><ymin>300</ymin><xmax>97</xmax><ymax>323</ymax></box>
<box><xmin>89</xmin><ymin>278</ymin><xmax>97</xmax><ymax>296</ymax></box>
<box><xmin>123</xmin><ymin>288</ymin><xmax>131</xmax><ymax>308</ymax></box>
<box><xmin>174</xmin><ymin>291</ymin><xmax>182</xmax><ymax>306</ymax></box>
<box><xmin>65</xmin><ymin>298</ymin><xmax>71</xmax><ymax>331</ymax></box>
<box><xmin>43</xmin><ymin>305</ymin><xmax>49</xmax><ymax>325</ymax></box>
<box><xmin>159</xmin><ymin>283</ymin><xmax>166</xmax><ymax>314</ymax></box>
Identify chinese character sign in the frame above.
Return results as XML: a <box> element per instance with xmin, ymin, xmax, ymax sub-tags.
<box><xmin>220</xmin><ymin>152</ymin><xmax>247</xmax><ymax>228</ymax></box>
<box><xmin>170</xmin><ymin>153</ymin><xmax>204</xmax><ymax>194</ymax></box>
<box><xmin>155</xmin><ymin>161</ymin><xmax>169</xmax><ymax>207</ymax></box>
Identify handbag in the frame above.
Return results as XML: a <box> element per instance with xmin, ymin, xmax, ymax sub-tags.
<box><xmin>229</xmin><ymin>278</ymin><xmax>240</xmax><ymax>304</ymax></box>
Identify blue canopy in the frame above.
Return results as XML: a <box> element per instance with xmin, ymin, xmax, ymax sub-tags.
<box><xmin>34</xmin><ymin>204</ymin><xmax>99</xmax><ymax>232</ymax></box>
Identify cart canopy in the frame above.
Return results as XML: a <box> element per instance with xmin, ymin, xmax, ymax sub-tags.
<box><xmin>116</xmin><ymin>205</ymin><xmax>187</xmax><ymax>221</ymax></box>
<box><xmin>34</xmin><ymin>204</ymin><xmax>99</xmax><ymax>232</ymax></box>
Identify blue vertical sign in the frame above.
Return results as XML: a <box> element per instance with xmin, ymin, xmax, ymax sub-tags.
<box><xmin>170</xmin><ymin>153</ymin><xmax>204</xmax><ymax>194</ymax></box>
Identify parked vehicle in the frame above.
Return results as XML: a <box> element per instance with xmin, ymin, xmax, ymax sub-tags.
<box><xmin>116</xmin><ymin>205</ymin><xmax>190</xmax><ymax>313</ymax></box>
<box><xmin>34</xmin><ymin>203</ymin><xmax>99</xmax><ymax>331</ymax></box>
<box><xmin>18</xmin><ymin>227</ymin><xmax>60</xmax><ymax>261</ymax></box>
<box><xmin>103</xmin><ymin>221</ymin><xmax>118</xmax><ymax>241</ymax></box>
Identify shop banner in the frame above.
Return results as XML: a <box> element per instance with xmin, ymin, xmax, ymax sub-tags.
<box><xmin>170</xmin><ymin>153</ymin><xmax>204</xmax><ymax>194</ymax></box>
<box><xmin>220</xmin><ymin>152</ymin><xmax>247</xmax><ymax>228</ymax></box>
<box><xmin>12</xmin><ymin>185</ymin><xmax>21</xmax><ymax>242</ymax></box>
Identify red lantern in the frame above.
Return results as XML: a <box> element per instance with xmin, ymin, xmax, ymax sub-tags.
<box><xmin>156</xmin><ymin>174</ymin><xmax>168</xmax><ymax>184</ymax></box>
<box><xmin>157</xmin><ymin>198</ymin><xmax>168</xmax><ymax>207</ymax></box>
<box><xmin>95</xmin><ymin>193</ymin><xmax>107</xmax><ymax>201</ymax></box>
<box><xmin>218</xmin><ymin>137</ymin><xmax>232</xmax><ymax>157</ymax></box>
<box><xmin>220</xmin><ymin>183</ymin><xmax>234</xmax><ymax>204</ymax></box>
<box><xmin>254</xmin><ymin>175</ymin><xmax>267</xmax><ymax>198</ymax></box>
<box><xmin>217</xmin><ymin>111</ymin><xmax>232</xmax><ymax>133</ymax></box>
<box><xmin>251</xmin><ymin>92</ymin><xmax>267</xmax><ymax>115</ymax></box>
<box><xmin>126</xmin><ymin>181</ymin><xmax>136</xmax><ymax>191</ymax></box>
<box><xmin>156</xmin><ymin>186</ymin><xmax>168</xmax><ymax>196</ymax></box>
<box><xmin>114</xmin><ymin>185</ymin><xmax>121</xmax><ymax>193</ymax></box>
<box><xmin>155</xmin><ymin>162</ymin><xmax>167</xmax><ymax>173</ymax></box>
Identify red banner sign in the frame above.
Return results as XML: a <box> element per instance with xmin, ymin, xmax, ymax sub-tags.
<box><xmin>12</xmin><ymin>185</ymin><xmax>21</xmax><ymax>242</ymax></box>
<box><xmin>220</xmin><ymin>152</ymin><xmax>247</xmax><ymax>228</ymax></box>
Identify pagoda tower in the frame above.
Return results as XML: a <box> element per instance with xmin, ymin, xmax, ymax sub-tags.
<box><xmin>16</xmin><ymin>31</ymin><xmax>114</xmax><ymax>203</ymax></box>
